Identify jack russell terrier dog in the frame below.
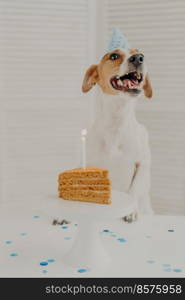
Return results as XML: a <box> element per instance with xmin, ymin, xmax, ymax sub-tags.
<box><xmin>53</xmin><ymin>32</ymin><xmax>153</xmax><ymax>225</ymax></box>
<box><xmin>81</xmin><ymin>47</ymin><xmax>153</xmax><ymax>222</ymax></box>
<box><xmin>53</xmin><ymin>47</ymin><xmax>153</xmax><ymax>226</ymax></box>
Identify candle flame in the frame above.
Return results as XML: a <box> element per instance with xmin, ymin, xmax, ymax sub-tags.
<box><xmin>81</xmin><ymin>128</ymin><xmax>87</xmax><ymax>136</ymax></box>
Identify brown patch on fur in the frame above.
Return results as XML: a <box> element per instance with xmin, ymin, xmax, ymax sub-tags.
<box><xmin>82</xmin><ymin>64</ymin><xmax>99</xmax><ymax>93</ymax></box>
<box><xmin>135</xmin><ymin>162</ymin><xmax>140</xmax><ymax>168</ymax></box>
<box><xmin>142</xmin><ymin>74</ymin><xmax>153</xmax><ymax>98</ymax></box>
<box><xmin>101</xmin><ymin>49</ymin><xmax>125</xmax><ymax>66</ymax></box>
<box><xmin>129</xmin><ymin>49</ymin><xmax>139</xmax><ymax>55</ymax></box>
<box><xmin>82</xmin><ymin>49</ymin><xmax>126</xmax><ymax>95</ymax></box>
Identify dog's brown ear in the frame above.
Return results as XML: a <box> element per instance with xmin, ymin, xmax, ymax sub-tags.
<box><xmin>143</xmin><ymin>74</ymin><xmax>153</xmax><ymax>98</ymax></box>
<box><xmin>82</xmin><ymin>65</ymin><xmax>99</xmax><ymax>93</ymax></box>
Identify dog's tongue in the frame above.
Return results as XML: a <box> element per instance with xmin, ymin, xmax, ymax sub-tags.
<box><xmin>123</xmin><ymin>79</ymin><xmax>138</xmax><ymax>89</ymax></box>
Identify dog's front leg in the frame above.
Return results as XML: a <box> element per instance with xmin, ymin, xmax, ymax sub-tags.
<box><xmin>127</xmin><ymin>128</ymin><xmax>154</xmax><ymax>218</ymax></box>
<box><xmin>128</xmin><ymin>163</ymin><xmax>153</xmax><ymax>214</ymax></box>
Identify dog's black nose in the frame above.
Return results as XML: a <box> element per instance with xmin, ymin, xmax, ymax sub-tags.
<box><xmin>129</xmin><ymin>54</ymin><xmax>144</xmax><ymax>67</ymax></box>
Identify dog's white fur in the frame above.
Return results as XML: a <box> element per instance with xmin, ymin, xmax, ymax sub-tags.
<box><xmin>87</xmin><ymin>92</ymin><xmax>153</xmax><ymax>215</ymax></box>
<box><xmin>84</xmin><ymin>49</ymin><xmax>154</xmax><ymax>218</ymax></box>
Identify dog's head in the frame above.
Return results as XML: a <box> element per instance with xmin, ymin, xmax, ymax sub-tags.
<box><xmin>82</xmin><ymin>48</ymin><xmax>152</xmax><ymax>98</ymax></box>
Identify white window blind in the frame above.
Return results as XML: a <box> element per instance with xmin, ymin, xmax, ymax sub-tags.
<box><xmin>0</xmin><ymin>0</ymin><xmax>94</xmax><ymax>206</ymax></box>
<box><xmin>1</xmin><ymin>0</ymin><xmax>185</xmax><ymax>215</ymax></box>
<box><xmin>102</xmin><ymin>0</ymin><xmax>185</xmax><ymax>215</ymax></box>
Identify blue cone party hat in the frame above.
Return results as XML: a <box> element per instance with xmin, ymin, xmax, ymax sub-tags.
<box><xmin>107</xmin><ymin>28</ymin><xmax>130</xmax><ymax>52</ymax></box>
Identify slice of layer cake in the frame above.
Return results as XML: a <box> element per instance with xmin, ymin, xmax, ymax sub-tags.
<box><xmin>58</xmin><ymin>166</ymin><xmax>111</xmax><ymax>204</ymax></box>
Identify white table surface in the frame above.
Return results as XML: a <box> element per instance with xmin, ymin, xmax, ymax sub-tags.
<box><xmin>44</xmin><ymin>191</ymin><xmax>136</xmax><ymax>221</ymax></box>
<box><xmin>0</xmin><ymin>205</ymin><xmax>184</xmax><ymax>278</ymax></box>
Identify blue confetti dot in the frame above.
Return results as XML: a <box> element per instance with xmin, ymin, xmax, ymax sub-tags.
<box><xmin>168</xmin><ymin>229</ymin><xmax>174</xmax><ymax>232</ymax></box>
<box><xmin>48</xmin><ymin>259</ymin><xmax>55</xmax><ymax>263</ymax></box>
<box><xmin>20</xmin><ymin>232</ymin><xmax>27</xmax><ymax>236</ymax></box>
<box><xmin>103</xmin><ymin>229</ymin><xmax>109</xmax><ymax>232</ymax></box>
<box><xmin>33</xmin><ymin>216</ymin><xmax>40</xmax><ymax>219</ymax></box>
<box><xmin>10</xmin><ymin>253</ymin><xmax>18</xmax><ymax>257</ymax></box>
<box><xmin>173</xmin><ymin>269</ymin><xmax>182</xmax><ymax>273</ymax></box>
<box><xmin>61</xmin><ymin>226</ymin><xmax>68</xmax><ymax>229</ymax></box>
<box><xmin>117</xmin><ymin>238</ymin><xmax>126</xmax><ymax>243</ymax></box>
<box><xmin>40</xmin><ymin>261</ymin><xmax>48</xmax><ymax>266</ymax></box>
<box><xmin>77</xmin><ymin>268</ymin><xmax>88</xmax><ymax>273</ymax></box>
<box><xmin>64</xmin><ymin>237</ymin><xmax>72</xmax><ymax>240</ymax></box>
<box><xmin>5</xmin><ymin>240</ymin><xmax>12</xmax><ymax>244</ymax></box>
<box><xmin>147</xmin><ymin>260</ymin><xmax>155</xmax><ymax>264</ymax></box>
<box><xmin>42</xmin><ymin>270</ymin><xmax>48</xmax><ymax>274</ymax></box>
<box><xmin>163</xmin><ymin>268</ymin><xmax>172</xmax><ymax>272</ymax></box>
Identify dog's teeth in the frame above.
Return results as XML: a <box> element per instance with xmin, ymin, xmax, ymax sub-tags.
<box><xmin>116</xmin><ymin>76</ymin><xmax>119</xmax><ymax>79</ymax></box>
<box><xmin>118</xmin><ymin>80</ymin><xmax>123</xmax><ymax>86</ymax></box>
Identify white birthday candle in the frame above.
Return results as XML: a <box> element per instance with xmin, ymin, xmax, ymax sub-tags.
<box><xmin>81</xmin><ymin>128</ymin><xmax>87</xmax><ymax>169</ymax></box>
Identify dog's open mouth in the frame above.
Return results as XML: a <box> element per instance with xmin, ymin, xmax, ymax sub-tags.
<box><xmin>110</xmin><ymin>71</ymin><xmax>143</xmax><ymax>94</ymax></box>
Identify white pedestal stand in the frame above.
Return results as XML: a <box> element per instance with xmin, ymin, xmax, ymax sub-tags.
<box><xmin>44</xmin><ymin>191</ymin><xmax>137</xmax><ymax>269</ymax></box>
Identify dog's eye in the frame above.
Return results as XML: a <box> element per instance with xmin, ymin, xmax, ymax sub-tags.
<box><xmin>110</xmin><ymin>53</ymin><xmax>120</xmax><ymax>60</ymax></box>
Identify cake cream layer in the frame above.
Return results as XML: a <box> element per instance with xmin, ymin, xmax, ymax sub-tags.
<box><xmin>60</xmin><ymin>190</ymin><xmax>111</xmax><ymax>204</ymax></box>
<box><xmin>58</xmin><ymin>179</ymin><xmax>111</xmax><ymax>186</ymax></box>
<box><xmin>59</xmin><ymin>166</ymin><xmax>108</xmax><ymax>180</ymax></box>
<box><xmin>58</xmin><ymin>185</ymin><xmax>110</xmax><ymax>192</ymax></box>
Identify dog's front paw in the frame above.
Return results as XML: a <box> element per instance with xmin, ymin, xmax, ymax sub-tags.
<box><xmin>122</xmin><ymin>212</ymin><xmax>138</xmax><ymax>223</ymax></box>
